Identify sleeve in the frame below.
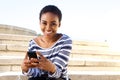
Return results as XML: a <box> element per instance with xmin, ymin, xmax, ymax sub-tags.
<box><xmin>23</xmin><ymin>68</ymin><xmax>42</xmax><ymax>77</ymax></box>
<box><xmin>24</xmin><ymin>40</ymin><xmax>42</xmax><ymax>77</ymax></box>
<box><xmin>48</xmin><ymin>37</ymin><xmax>72</xmax><ymax>78</ymax></box>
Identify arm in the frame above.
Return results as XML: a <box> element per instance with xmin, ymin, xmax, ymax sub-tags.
<box><xmin>48</xmin><ymin>38</ymin><xmax>72</xmax><ymax>78</ymax></box>
<box><xmin>21</xmin><ymin>40</ymin><xmax>42</xmax><ymax>77</ymax></box>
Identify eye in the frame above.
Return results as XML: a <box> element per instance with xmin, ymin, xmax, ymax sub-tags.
<box><xmin>41</xmin><ymin>21</ymin><xmax>47</xmax><ymax>25</ymax></box>
<box><xmin>51</xmin><ymin>22</ymin><xmax>57</xmax><ymax>26</ymax></box>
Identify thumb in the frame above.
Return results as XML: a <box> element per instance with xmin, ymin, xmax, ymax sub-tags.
<box><xmin>36</xmin><ymin>51</ymin><xmax>45</xmax><ymax>59</ymax></box>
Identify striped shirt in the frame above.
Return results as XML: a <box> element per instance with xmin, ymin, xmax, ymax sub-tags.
<box><xmin>26</xmin><ymin>34</ymin><xmax>72</xmax><ymax>78</ymax></box>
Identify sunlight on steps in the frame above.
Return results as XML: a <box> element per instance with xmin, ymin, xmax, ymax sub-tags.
<box><xmin>1</xmin><ymin>24</ymin><xmax>120</xmax><ymax>80</ymax></box>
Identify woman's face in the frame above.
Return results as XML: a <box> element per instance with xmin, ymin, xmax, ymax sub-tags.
<box><xmin>40</xmin><ymin>12</ymin><xmax>60</xmax><ymax>37</ymax></box>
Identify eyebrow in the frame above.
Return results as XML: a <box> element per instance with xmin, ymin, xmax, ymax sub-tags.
<box><xmin>41</xmin><ymin>20</ymin><xmax>46</xmax><ymax>22</ymax></box>
<box><xmin>41</xmin><ymin>20</ymin><xmax>56</xmax><ymax>23</ymax></box>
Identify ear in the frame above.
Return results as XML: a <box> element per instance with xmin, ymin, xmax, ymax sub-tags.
<box><xmin>58</xmin><ymin>22</ymin><xmax>61</xmax><ymax>27</ymax></box>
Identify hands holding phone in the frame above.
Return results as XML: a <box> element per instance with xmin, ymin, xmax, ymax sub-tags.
<box><xmin>21</xmin><ymin>51</ymin><xmax>56</xmax><ymax>74</ymax></box>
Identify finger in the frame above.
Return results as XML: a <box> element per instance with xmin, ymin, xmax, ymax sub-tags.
<box><xmin>37</xmin><ymin>63</ymin><xmax>44</xmax><ymax>70</ymax></box>
<box><xmin>24</xmin><ymin>59</ymin><xmax>31</xmax><ymax>64</ymax></box>
<box><xmin>36</xmin><ymin>51</ymin><xmax>48</xmax><ymax>63</ymax></box>
<box><xmin>36</xmin><ymin>51</ymin><xmax>45</xmax><ymax>59</ymax></box>
<box><xmin>25</xmin><ymin>61</ymin><xmax>38</xmax><ymax>68</ymax></box>
<box><xmin>26</xmin><ymin>64</ymin><xmax>36</xmax><ymax>68</ymax></box>
<box><xmin>24</xmin><ymin>51</ymin><xmax>29</xmax><ymax>59</ymax></box>
<box><xmin>30</xmin><ymin>58</ymin><xmax>39</xmax><ymax>63</ymax></box>
<box><xmin>31</xmin><ymin>62</ymin><xmax>38</xmax><ymax>66</ymax></box>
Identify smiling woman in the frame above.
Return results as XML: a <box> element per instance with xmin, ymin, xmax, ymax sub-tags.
<box><xmin>21</xmin><ymin>5</ymin><xmax>72</xmax><ymax>80</ymax></box>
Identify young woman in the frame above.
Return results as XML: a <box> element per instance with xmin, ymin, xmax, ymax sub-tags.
<box><xmin>21</xmin><ymin>5</ymin><xmax>72</xmax><ymax>80</ymax></box>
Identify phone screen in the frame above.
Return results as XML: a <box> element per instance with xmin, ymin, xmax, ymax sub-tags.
<box><xmin>27</xmin><ymin>51</ymin><xmax>37</xmax><ymax>59</ymax></box>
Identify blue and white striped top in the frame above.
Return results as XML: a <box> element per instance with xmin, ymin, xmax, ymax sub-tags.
<box><xmin>26</xmin><ymin>34</ymin><xmax>72</xmax><ymax>78</ymax></box>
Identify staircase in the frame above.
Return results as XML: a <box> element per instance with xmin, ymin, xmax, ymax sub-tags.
<box><xmin>0</xmin><ymin>34</ymin><xmax>120</xmax><ymax>80</ymax></box>
<box><xmin>0</xmin><ymin>34</ymin><xmax>35</xmax><ymax>72</ymax></box>
<box><xmin>69</xmin><ymin>41</ymin><xmax>120</xmax><ymax>71</ymax></box>
<box><xmin>0</xmin><ymin>26</ymin><xmax>120</xmax><ymax>80</ymax></box>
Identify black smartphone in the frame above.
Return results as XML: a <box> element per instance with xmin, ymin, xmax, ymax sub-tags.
<box><xmin>27</xmin><ymin>51</ymin><xmax>37</xmax><ymax>59</ymax></box>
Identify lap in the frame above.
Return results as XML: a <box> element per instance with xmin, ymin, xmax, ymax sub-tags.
<box><xmin>28</xmin><ymin>77</ymin><xmax>66</xmax><ymax>80</ymax></box>
<box><xmin>28</xmin><ymin>74</ymin><xmax>71</xmax><ymax>80</ymax></box>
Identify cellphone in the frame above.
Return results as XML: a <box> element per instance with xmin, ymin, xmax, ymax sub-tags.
<box><xmin>27</xmin><ymin>51</ymin><xmax>37</xmax><ymax>59</ymax></box>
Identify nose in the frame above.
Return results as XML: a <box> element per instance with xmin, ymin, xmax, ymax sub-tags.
<box><xmin>46</xmin><ymin>24</ymin><xmax>52</xmax><ymax>31</ymax></box>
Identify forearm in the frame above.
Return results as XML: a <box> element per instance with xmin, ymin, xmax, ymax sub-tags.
<box><xmin>48</xmin><ymin>66</ymin><xmax>62</xmax><ymax>78</ymax></box>
<box><xmin>21</xmin><ymin>63</ymin><xmax>29</xmax><ymax>73</ymax></box>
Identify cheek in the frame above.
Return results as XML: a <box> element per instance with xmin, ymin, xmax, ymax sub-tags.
<box><xmin>53</xmin><ymin>27</ymin><xmax>58</xmax><ymax>33</ymax></box>
<box><xmin>40</xmin><ymin>26</ymin><xmax>45</xmax><ymax>32</ymax></box>
<box><xmin>55</xmin><ymin>26</ymin><xmax>59</xmax><ymax>30</ymax></box>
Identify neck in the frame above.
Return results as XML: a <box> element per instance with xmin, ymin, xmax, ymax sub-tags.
<box><xmin>41</xmin><ymin>34</ymin><xmax>57</xmax><ymax>43</ymax></box>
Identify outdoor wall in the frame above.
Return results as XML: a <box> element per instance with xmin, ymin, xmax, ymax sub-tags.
<box><xmin>0</xmin><ymin>24</ymin><xmax>37</xmax><ymax>36</ymax></box>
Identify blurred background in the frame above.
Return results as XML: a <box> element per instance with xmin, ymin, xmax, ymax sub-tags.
<box><xmin>0</xmin><ymin>0</ymin><xmax>120</xmax><ymax>51</ymax></box>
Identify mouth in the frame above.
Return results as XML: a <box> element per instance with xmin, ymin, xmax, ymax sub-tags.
<box><xmin>45</xmin><ymin>30</ymin><xmax>53</xmax><ymax>35</ymax></box>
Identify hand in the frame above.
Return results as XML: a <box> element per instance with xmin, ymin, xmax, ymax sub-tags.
<box><xmin>21</xmin><ymin>52</ymin><xmax>39</xmax><ymax>72</ymax></box>
<box><xmin>36</xmin><ymin>51</ymin><xmax>56</xmax><ymax>74</ymax></box>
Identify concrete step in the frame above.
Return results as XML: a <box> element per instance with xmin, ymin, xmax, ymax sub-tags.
<box><xmin>0</xmin><ymin>34</ymin><xmax>36</xmax><ymax>41</ymax></box>
<box><xmin>0</xmin><ymin>44</ymin><xmax>27</xmax><ymax>52</ymax></box>
<box><xmin>0</xmin><ymin>56</ymin><xmax>120</xmax><ymax>72</ymax></box>
<box><xmin>70</xmin><ymin>53</ymin><xmax>120</xmax><ymax>60</ymax></box>
<box><xmin>69</xmin><ymin>71</ymin><xmax>120</xmax><ymax>80</ymax></box>
<box><xmin>71</xmin><ymin>49</ymin><xmax>120</xmax><ymax>56</ymax></box>
<box><xmin>0</xmin><ymin>51</ymin><xmax>26</xmax><ymax>56</ymax></box>
<box><xmin>0</xmin><ymin>43</ymin><xmax>115</xmax><ymax>60</ymax></box>
<box><xmin>69</xmin><ymin>58</ymin><xmax>120</xmax><ymax>67</ymax></box>
<box><xmin>68</xmin><ymin>66</ymin><xmax>120</xmax><ymax>71</ymax></box>
<box><xmin>0</xmin><ymin>40</ymin><xmax>29</xmax><ymax>45</ymax></box>
<box><xmin>0</xmin><ymin>56</ymin><xmax>23</xmax><ymax>72</ymax></box>
<box><xmin>0</xmin><ymin>43</ymin><xmax>109</xmax><ymax>52</ymax></box>
<box><xmin>1</xmin><ymin>56</ymin><xmax>120</xmax><ymax>67</ymax></box>
<box><xmin>0</xmin><ymin>72</ymin><xmax>28</xmax><ymax>80</ymax></box>
<box><xmin>73</xmin><ymin>41</ymin><xmax>109</xmax><ymax>47</ymax></box>
<box><xmin>0</xmin><ymin>34</ymin><xmax>109</xmax><ymax>52</ymax></box>
<box><xmin>0</xmin><ymin>24</ymin><xmax>37</xmax><ymax>36</ymax></box>
<box><xmin>0</xmin><ymin>43</ymin><xmax>111</xmax><ymax>53</ymax></box>
<box><xmin>72</xmin><ymin>44</ymin><xmax>109</xmax><ymax>52</ymax></box>
<box><xmin>0</xmin><ymin>34</ymin><xmax>108</xmax><ymax>46</ymax></box>
<box><xmin>1</xmin><ymin>71</ymin><xmax>120</xmax><ymax>80</ymax></box>
<box><xmin>0</xmin><ymin>41</ymin><xmax>109</xmax><ymax>52</ymax></box>
<box><xmin>2</xmin><ymin>50</ymin><xmax>120</xmax><ymax>60</ymax></box>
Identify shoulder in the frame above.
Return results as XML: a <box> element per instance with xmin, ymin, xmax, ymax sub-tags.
<box><xmin>58</xmin><ymin>33</ymin><xmax>72</xmax><ymax>46</ymax></box>
<box><xmin>29</xmin><ymin>36</ymin><xmax>40</xmax><ymax>45</ymax></box>
<box><xmin>61</xmin><ymin>34</ymin><xmax>72</xmax><ymax>42</ymax></box>
<box><xmin>58</xmin><ymin>34</ymin><xmax>72</xmax><ymax>50</ymax></box>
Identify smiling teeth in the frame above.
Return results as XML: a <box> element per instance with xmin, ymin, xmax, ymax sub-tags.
<box><xmin>46</xmin><ymin>31</ymin><xmax>52</xmax><ymax>34</ymax></box>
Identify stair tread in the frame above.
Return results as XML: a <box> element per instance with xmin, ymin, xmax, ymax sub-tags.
<box><xmin>0</xmin><ymin>56</ymin><xmax>120</xmax><ymax>67</ymax></box>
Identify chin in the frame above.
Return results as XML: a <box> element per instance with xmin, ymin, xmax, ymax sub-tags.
<box><xmin>44</xmin><ymin>33</ymin><xmax>52</xmax><ymax>37</ymax></box>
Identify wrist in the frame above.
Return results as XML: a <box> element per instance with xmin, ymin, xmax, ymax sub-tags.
<box><xmin>22</xmin><ymin>68</ymin><xmax>31</xmax><ymax>76</ymax></box>
<box><xmin>22</xmin><ymin>68</ymin><xmax>29</xmax><ymax>73</ymax></box>
<box><xmin>49</xmin><ymin>64</ymin><xmax>56</xmax><ymax>74</ymax></box>
<box><xmin>21</xmin><ymin>64</ymin><xmax>29</xmax><ymax>73</ymax></box>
